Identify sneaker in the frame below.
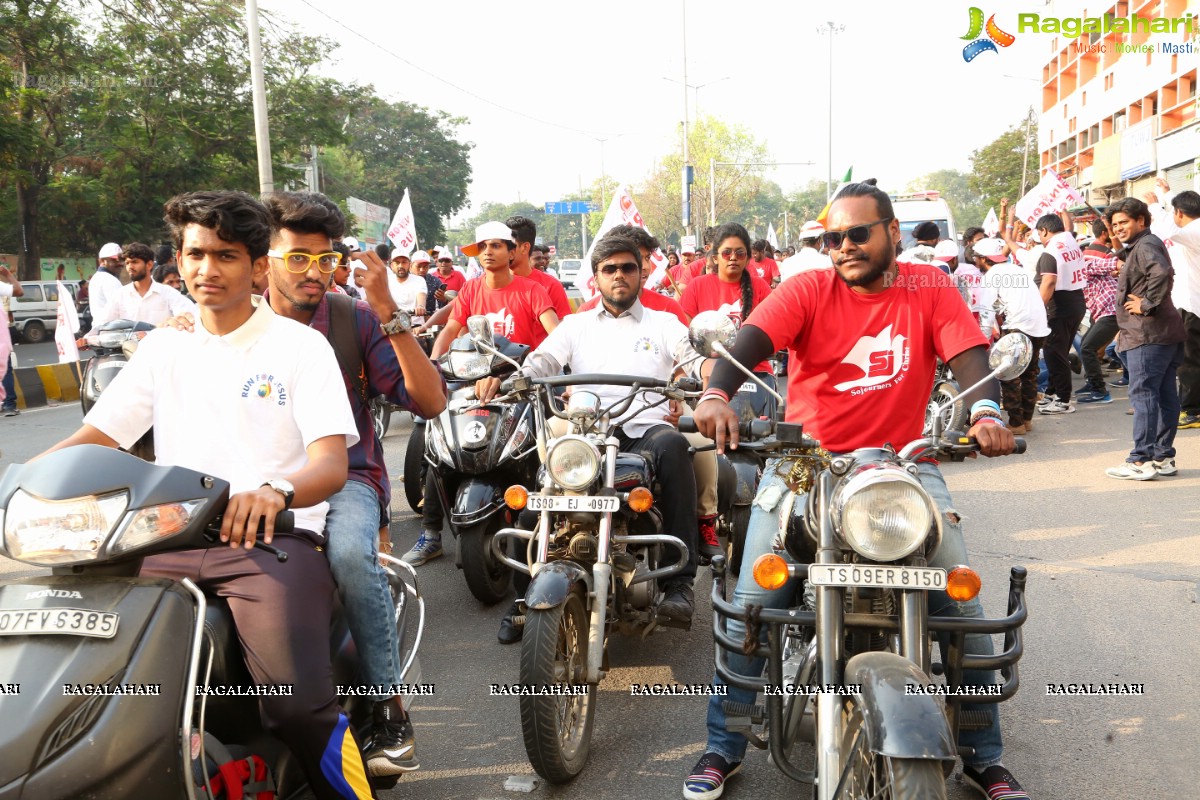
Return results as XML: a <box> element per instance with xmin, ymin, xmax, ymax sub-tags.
<box><xmin>364</xmin><ymin>699</ymin><xmax>419</xmax><ymax>776</ymax></box>
<box><xmin>497</xmin><ymin>601</ymin><xmax>524</xmax><ymax>644</ymax></box>
<box><xmin>962</xmin><ymin>764</ymin><xmax>1030</xmax><ymax>800</ymax></box>
<box><xmin>683</xmin><ymin>752</ymin><xmax>742</xmax><ymax>800</ymax></box>
<box><xmin>400</xmin><ymin>532</ymin><xmax>443</xmax><ymax>566</ymax></box>
<box><xmin>1039</xmin><ymin>400</ymin><xmax>1075</xmax><ymax>414</ymax></box>
<box><xmin>1077</xmin><ymin>391</ymin><xmax>1113</xmax><ymax>404</ymax></box>
<box><xmin>698</xmin><ymin>515</ymin><xmax>721</xmax><ymax>561</ymax></box>
<box><xmin>1178</xmin><ymin>413</ymin><xmax>1200</xmax><ymax>429</ymax></box>
<box><xmin>2</xmin><ymin>408</ymin><xmax>17</xmax><ymax>417</ymax></box>
<box><xmin>1110</xmin><ymin>376</ymin><xmax>1129</xmax><ymax>387</ymax></box>
<box><xmin>1105</xmin><ymin>462</ymin><xmax>1158</xmax><ymax>481</ymax></box>
<box><xmin>1035</xmin><ymin>393</ymin><xmax>1054</xmax><ymax>408</ymax></box>
<box><xmin>1153</xmin><ymin>458</ymin><xmax>1178</xmax><ymax>476</ymax></box>
<box><xmin>658</xmin><ymin>580</ymin><xmax>695</xmax><ymax>622</ymax></box>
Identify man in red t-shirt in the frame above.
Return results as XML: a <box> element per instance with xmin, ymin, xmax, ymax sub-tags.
<box><xmin>433</xmin><ymin>250</ymin><xmax>466</xmax><ymax>300</ymax></box>
<box><xmin>749</xmin><ymin>239</ymin><xmax>781</xmax><ymax>287</ymax></box>
<box><xmin>505</xmin><ymin>215</ymin><xmax>573</xmax><ymax>320</ymax></box>
<box><xmin>682</xmin><ymin>182</ymin><xmax>1030</xmax><ymax>800</ymax></box>
<box><xmin>430</xmin><ymin>221</ymin><xmax>559</xmax><ymax>358</ymax></box>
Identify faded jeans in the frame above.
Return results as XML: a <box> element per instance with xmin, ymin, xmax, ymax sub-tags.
<box><xmin>1125</xmin><ymin>342</ymin><xmax>1184</xmax><ymax>463</ymax></box>
<box><xmin>325</xmin><ymin>479</ymin><xmax>401</xmax><ymax>701</ymax></box>
<box><xmin>704</xmin><ymin>459</ymin><xmax>1003</xmax><ymax>769</ymax></box>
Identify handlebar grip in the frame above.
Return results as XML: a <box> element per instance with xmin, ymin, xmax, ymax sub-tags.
<box><xmin>675</xmin><ymin>376</ymin><xmax>702</xmax><ymax>393</ymax></box>
<box><xmin>678</xmin><ymin>416</ymin><xmax>698</xmax><ymax>433</ymax></box>
<box><xmin>274</xmin><ymin>510</ymin><xmax>295</xmax><ymax>534</ymax></box>
<box><xmin>743</xmin><ymin>419</ymin><xmax>773</xmax><ymax>439</ymax></box>
<box><xmin>1013</xmin><ymin>437</ymin><xmax>1027</xmax><ymax>455</ymax></box>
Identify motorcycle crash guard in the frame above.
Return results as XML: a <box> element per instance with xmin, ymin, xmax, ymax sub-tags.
<box><xmin>524</xmin><ymin>561</ymin><xmax>593</xmax><ymax>611</ymax></box>
<box><xmin>450</xmin><ymin>478</ymin><xmax>505</xmax><ymax>528</ymax></box>
<box><xmin>843</xmin><ymin>651</ymin><xmax>957</xmax><ymax>762</ymax></box>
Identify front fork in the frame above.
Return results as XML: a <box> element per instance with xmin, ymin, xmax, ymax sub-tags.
<box><xmin>584</xmin><ymin>436</ymin><xmax>618</xmax><ymax>685</ymax></box>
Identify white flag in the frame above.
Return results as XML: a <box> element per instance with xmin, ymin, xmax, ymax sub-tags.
<box><xmin>386</xmin><ymin>188</ymin><xmax>419</xmax><ymax>255</ymax></box>
<box><xmin>54</xmin><ymin>280</ymin><xmax>80</xmax><ymax>363</ymax></box>
<box><xmin>983</xmin><ymin>207</ymin><xmax>1000</xmax><ymax>237</ymax></box>
<box><xmin>1014</xmin><ymin>169</ymin><xmax>1085</xmax><ymax>230</ymax></box>
<box><xmin>581</xmin><ymin>186</ymin><xmax>670</xmax><ymax>300</ymax></box>
<box><xmin>767</xmin><ymin>223</ymin><xmax>779</xmax><ymax>250</ymax></box>
<box><xmin>464</xmin><ymin>256</ymin><xmax>483</xmax><ymax>281</ymax></box>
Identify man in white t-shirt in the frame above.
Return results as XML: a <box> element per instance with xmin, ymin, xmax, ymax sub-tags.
<box><xmin>94</xmin><ymin>241</ymin><xmax>197</xmax><ymax>327</ymax></box>
<box><xmin>40</xmin><ymin>190</ymin><xmax>374</xmax><ymax>800</ymax></box>
<box><xmin>0</xmin><ymin>263</ymin><xmax>24</xmax><ymax>414</ymax></box>
<box><xmin>388</xmin><ymin>250</ymin><xmax>428</xmax><ymax>326</ymax></box>
<box><xmin>86</xmin><ymin>242</ymin><xmax>125</xmax><ymax>332</ymax></box>
<box><xmin>779</xmin><ymin>221</ymin><xmax>832</xmax><ymax>281</ymax></box>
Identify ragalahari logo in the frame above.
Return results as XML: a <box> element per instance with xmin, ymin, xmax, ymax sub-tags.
<box><xmin>961</xmin><ymin>7</ymin><xmax>1016</xmax><ymax>62</ymax></box>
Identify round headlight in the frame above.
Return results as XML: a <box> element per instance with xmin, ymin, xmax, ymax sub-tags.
<box><xmin>831</xmin><ymin>465</ymin><xmax>936</xmax><ymax>562</ymax></box>
<box><xmin>547</xmin><ymin>435</ymin><xmax>601</xmax><ymax>491</ymax></box>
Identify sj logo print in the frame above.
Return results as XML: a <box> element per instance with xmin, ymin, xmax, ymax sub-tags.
<box><xmin>961</xmin><ymin>8</ymin><xmax>1016</xmax><ymax>62</ymax></box>
<box><xmin>834</xmin><ymin>326</ymin><xmax>909</xmax><ymax>392</ymax></box>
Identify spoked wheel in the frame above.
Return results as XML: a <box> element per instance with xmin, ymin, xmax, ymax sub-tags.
<box><xmin>520</xmin><ymin>590</ymin><xmax>596</xmax><ymax>783</ymax></box>
<box><xmin>458</xmin><ymin>517</ymin><xmax>512</xmax><ymax>604</ymax></box>
<box><xmin>370</xmin><ymin>396</ymin><xmax>392</xmax><ymax>440</ymax></box>
<box><xmin>923</xmin><ymin>381</ymin><xmax>964</xmax><ymax>436</ymax></box>
<box><xmin>403</xmin><ymin>423</ymin><xmax>426</xmax><ymax>512</ymax></box>
<box><xmin>837</xmin><ymin>699</ymin><xmax>947</xmax><ymax>799</ymax></box>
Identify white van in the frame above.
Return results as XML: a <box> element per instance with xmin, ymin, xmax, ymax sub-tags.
<box><xmin>555</xmin><ymin>258</ymin><xmax>586</xmax><ymax>289</ymax></box>
<box><xmin>10</xmin><ymin>280</ymin><xmax>82</xmax><ymax>343</ymax></box>
<box><xmin>891</xmin><ymin>191</ymin><xmax>958</xmax><ymax>250</ymax></box>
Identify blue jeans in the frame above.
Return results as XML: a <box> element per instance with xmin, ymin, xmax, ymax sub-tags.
<box><xmin>325</xmin><ymin>479</ymin><xmax>401</xmax><ymax>701</ymax></box>
<box><xmin>1125</xmin><ymin>342</ymin><xmax>1184</xmax><ymax>463</ymax></box>
<box><xmin>1</xmin><ymin>356</ymin><xmax>14</xmax><ymax>411</ymax></box>
<box><xmin>705</xmin><ymin>460</ymin><xmax>1003</xmax><ymax>769</ymax></box>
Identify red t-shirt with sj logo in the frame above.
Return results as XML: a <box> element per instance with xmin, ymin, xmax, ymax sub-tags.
<box><xmin>750</xmin><ymin>257</ymin><xmax>780</xmax><ymax>284</ymax></box>
<box><xmin>745</xmin><ymin>262</ymin><xmax>985</xmax><ymax>453</ymax></box>
<box><xmin>679</xmin><ymin>272</ymin><xmax>773</xmax><ymax>373</ymax></box>
<box><xmin>451</xmin><ymin>274</ymin><xmax>554</xmax><ymax>349</ymax></box>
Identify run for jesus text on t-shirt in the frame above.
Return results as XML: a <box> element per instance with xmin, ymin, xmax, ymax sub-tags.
<box><xmin>744</xmin><ymin>262</ymin><xmax>986</xmax><ymax>453</ymax></box>
<box><xmin>680</xmin><ymin>272</ymin><xmax>773</xmax><ymax>372</ymax></box>
<box><xmin>451</xmin><ymin>274</ymin><xmax>555</xmax><ymax>349</ymax></box>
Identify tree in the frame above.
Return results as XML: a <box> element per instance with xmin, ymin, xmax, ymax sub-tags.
<box><xmin>968</xmin><ymin>114</ymin><xmax>1038</xmax><ymax>213</ymax></box>
<box><xmin>907</xmin><ymin>169</ymin><xmax>987</xmax><ymax>230</ymax></box>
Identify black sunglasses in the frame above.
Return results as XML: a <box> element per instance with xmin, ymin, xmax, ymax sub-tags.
<box><xmin>821</xmin><ymin>217</ymin><xmax>893</xmax><ymax>249</ymax></box>
<box><xmin>597</xmin><ymin>262</ymin><xmax>640</xmax><ymax>276</ymax></box>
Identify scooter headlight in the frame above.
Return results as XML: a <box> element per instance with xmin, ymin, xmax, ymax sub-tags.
<box><xmin>546</xmin><ymin>435</ymin><xmax>601</xmax><ymax>491</ymax></box>
<box><xmin>447</xmin><ymin>350</ymin><xmax>491</xmax><ymax>381</ymax></box>
<box><xmin>3</xmin><ymin>489</ymin><xmax>129</xmax><ymax>565</ymax></box>
<box><xmin>830</xmin><ymin>465</ymin><xmax>936</xmax><ymax>561</ymax></box>
<box><xmin>109</xmin><ymin>499</ymin><xmax>207</xmax><ymax>554</ymax></box>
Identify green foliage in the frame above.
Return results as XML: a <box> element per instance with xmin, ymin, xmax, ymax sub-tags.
<box><xmin>906</xmin><ymin>169</ymin><xmax>987</xmax><ymax>230</ymax></box>
<box><xmin>968</xmin><ymin>114</ymin><xmax>1039</xmax><ymax>214</ymax></box>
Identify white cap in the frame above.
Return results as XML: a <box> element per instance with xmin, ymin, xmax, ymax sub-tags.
<box><xmin>98</xmin><ymin>242</ymin><xmax>122</xmax><ymax>259</ymax></box>
<box><xmin>933</xmin><ymin>240</ymin><xmax>959</xmax><ymax>261</ymax></box>
<box><xmin>410</xmin><ymin>250</ymin><xmax>431</xmax><ymax>264</ymax></box>
<box><xmin>461</xmin><ymin>221</ymin><xmax>515</xmax><ymax>257</ymax></box>
<box><xmin>972</xmin><ymin>237</ymin><xmax>1007</xmax><ymax>261</ymax></box>
<box><xmin>342</xmin><ymin>236</ymin><xmax>361</xmax><ymax>252</ymax></box>
<box><xmin>798</xmin><ymin>221</ymin><xmax>825</xmax><ymax>241</ymax></box>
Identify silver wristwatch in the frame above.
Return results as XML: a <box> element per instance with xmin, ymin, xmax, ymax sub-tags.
<box><xmin>261</xmin><ymin>478</ymin><xmax>295</xmax><ymax>509</ymax></box>
<box><xmin>380</xmin><ymin>309</ymin><xmax>412</xmax><ymax>336</ymax></box>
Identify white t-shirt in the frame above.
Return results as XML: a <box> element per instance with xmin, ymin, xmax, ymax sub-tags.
<box><xmin>519</xmin><ymin>301</ymin><xmax>702</xmax><ymax>439</ymax></box>
<box><xmin>388</xmin><ymin>275</ymin><xmax>426</xmax><ymax>318</ymax></box>
<box><xmin>0</xmin><ymin>282</ymin><xmax>12</xmax><ymax>329</ymax></box>
<box><xmin>978</xmin><ymin>261</ymin><xmax>1050</xmax><ymax>338</ymax></box>
<box><xmin>101</xmin><ymin>281</ymin><xmax>197</xmax><ymax>327</ymax></box>
<box><xmin>1041</xmin><ymin>232</ymin><xmax>1085</xmax><ymax>291</ymax></box>
<box><xmin>84</xmin><ymin>301</ymin><xmax>358</xmax><ymax>534</ymax></box>
<box><xmin>1150</xmin><ymin>194</ymin><xmax>1200</xmax><ymax>314</ymax></box>
<box><xmin>779</xmin><ymin>248</ymin><xmax>832</xmax><ymax>281</ymax></box>
<box><xmin>87</xmin><ymin>269</ymin><xmax>124</xmax><ymax>328</ymax></box>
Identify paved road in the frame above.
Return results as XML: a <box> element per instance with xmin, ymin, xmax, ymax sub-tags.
<box><xmin>1</xmin><ymin>396</ymin><xmax>1198</xmax><ymax>799</ymax></box>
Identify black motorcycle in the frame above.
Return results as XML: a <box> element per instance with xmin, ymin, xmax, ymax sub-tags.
<box><xmin>0</xmin><ymin>446</ymin><xmax>424</xmax><ymax>800</ymax></box>
<box><xmin>422</xmin><ymin>317</ymin><xmax>535</xmax><ymax>603</ymax></box>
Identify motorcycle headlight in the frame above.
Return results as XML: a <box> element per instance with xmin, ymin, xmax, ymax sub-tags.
<box><xmin>448</xmin><ymin>350</ymin><xmax>491</xmax><ymax>381</ymax></box>
<box><xmin>426</xmin><ymin>420</ymin><xmax>453</xmax><ymax>465</ymax></box>
<box><xmin>830</xmin><ymin>465</ymin><xmax>936</xmax><ymax>561</ymax></box>
<box><xmin>3</xmin><ymin>490</ymin><xmax>130</xmax><ymax>565</ymax></box>
<box><xmin>546</xmin><ymin>435</ymin><xmax>601</xmax><ymax>491</ymax></box>
<box><xmin>108</xmin><ymin>499</ymin><xmax>207</xmax><ymax>554</ymax></box>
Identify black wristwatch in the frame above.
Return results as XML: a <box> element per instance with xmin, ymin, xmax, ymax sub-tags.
<box><xmin>262</xmin><ymin>478</ymin><xmax>295</xmax><ymax>509</ymax></box>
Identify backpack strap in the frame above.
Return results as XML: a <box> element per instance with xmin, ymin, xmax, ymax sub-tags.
<box><xmin>324</xmin><ymin>293</ymin><xmax>367</xmax><ymax>403</ymax></box>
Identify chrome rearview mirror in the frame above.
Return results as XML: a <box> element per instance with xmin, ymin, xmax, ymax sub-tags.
<box><xmin>688</xmin><ymin>311</ymin><xmax>738</xmax><ymax>358</ymax></box>
<box><xmin>989</xmin><ymin>333</ymin><xmax>1033</xmax><ymax>382</ymax></box>
<box><xmin>466</xmin><ymin>315</ymin><xmax>495</xmax><ymax>346</ymax></box>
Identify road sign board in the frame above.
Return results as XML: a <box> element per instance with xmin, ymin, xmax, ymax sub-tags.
<box><xmin>548</xmin><ymin>244</ymin><xmax>557</xmax><ymax>256</ymax></box>
<box><xmin>544</xmin><ymin>201</ymin><xmax>597</xmax><ymax>215</ymax></box>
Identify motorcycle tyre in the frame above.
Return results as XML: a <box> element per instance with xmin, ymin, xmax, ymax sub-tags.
<box><xmin>838</xmin><ymin>698</ymin><xmax>947</xmax><ymax>799</ymax></box>
<box><xmin>404</xmin><ymin>424</ymin><xmax>426</xmax><ymax>512</ymax></box>
<box><xmin>924</xmin><ymin>381</ymin><xmax>964</xmax><ymax>436</ymax></box>
<box><xmin>520</xmin><ymin>589</ymin><xmax>596</xmax><ymax>783</ymax></box>
<box><xmin>459</xmin><ymin>516</ymin><xmax>512</xmax><ymax>604</ymax></box>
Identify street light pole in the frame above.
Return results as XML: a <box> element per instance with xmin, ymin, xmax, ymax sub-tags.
<box><xmin>245</xmin><ymin>0</ymin><xmax>274</xmax><ymax>198</ymax></box>
<box><xmin>681</xmin><ymin>0</ymin><xmax>690</xmax><ymax>234</ymax></box>
<box><xmin>817</xmin><ymin>21</ymin><xmax>844</xmax><ymax>201</ymax></box>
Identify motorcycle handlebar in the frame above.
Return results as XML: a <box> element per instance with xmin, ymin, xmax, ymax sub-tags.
<box><xmin>942</xmin><ymin>435</ymin><xmax>1027</xmax><ymax>456</ymax></box>
<box><xmin>678</xmin><ymin>417</ymin><xmax>772</xmax><ymax>439</ymax></box>
<box><xmin>202</xmin><ymin>510</ymin><xmax>294</xmax><ymax>562</ymax></box>
<box><xmin>533</xmin><ymin>373</ymin><xmax>671</xmax><ymax>389</ymax></box>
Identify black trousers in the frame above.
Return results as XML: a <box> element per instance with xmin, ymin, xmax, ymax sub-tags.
<box><xmin>617</xmin><ymin>425</ymin><xmax>699</xmax><ymax>583</ymax></box>
<box><xmin>1080</xmin><ymin>313</ymin><xmax>1119</xmax><ymax>393</ymax></box>
<box><xmin>1179</xmin><ymin>309</ymin><xmax>1200</xmax><ymax>415</ymax></box>
<box><xmin>1045</xmin><ymin>292</ymin><xmax>1087</xmax><ymax>403</ymax></box>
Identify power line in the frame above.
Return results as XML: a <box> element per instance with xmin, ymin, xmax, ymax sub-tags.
<box><xmin>295</xmin><ymin>0</ymin><xmax>615</xmax><ymax>140</ymax></box>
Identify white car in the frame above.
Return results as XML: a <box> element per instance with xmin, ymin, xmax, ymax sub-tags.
<box><xmin>554</xmin><ymin>258</ymin><xmax>585</xmax><ymax>288</ymax></box>
<box><xmin>892</xmin><ymin>190</ymin><xmax>958</xmax><ymax>250</ymax></box>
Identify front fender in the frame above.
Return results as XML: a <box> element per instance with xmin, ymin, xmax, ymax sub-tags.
<box><xmin>450</xmin><ymin>478</ymin><xmax>505</xmax><ymax>528</ymax></box>
<box><xmin>525</xmin><ymin>560</ymin><xmax>592</xmax><ymax>610</ymax></box>
<box><xmin>843</xmin><ymin>651</ymin><xmax>956</xmax><ymax>761</ymax></box>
